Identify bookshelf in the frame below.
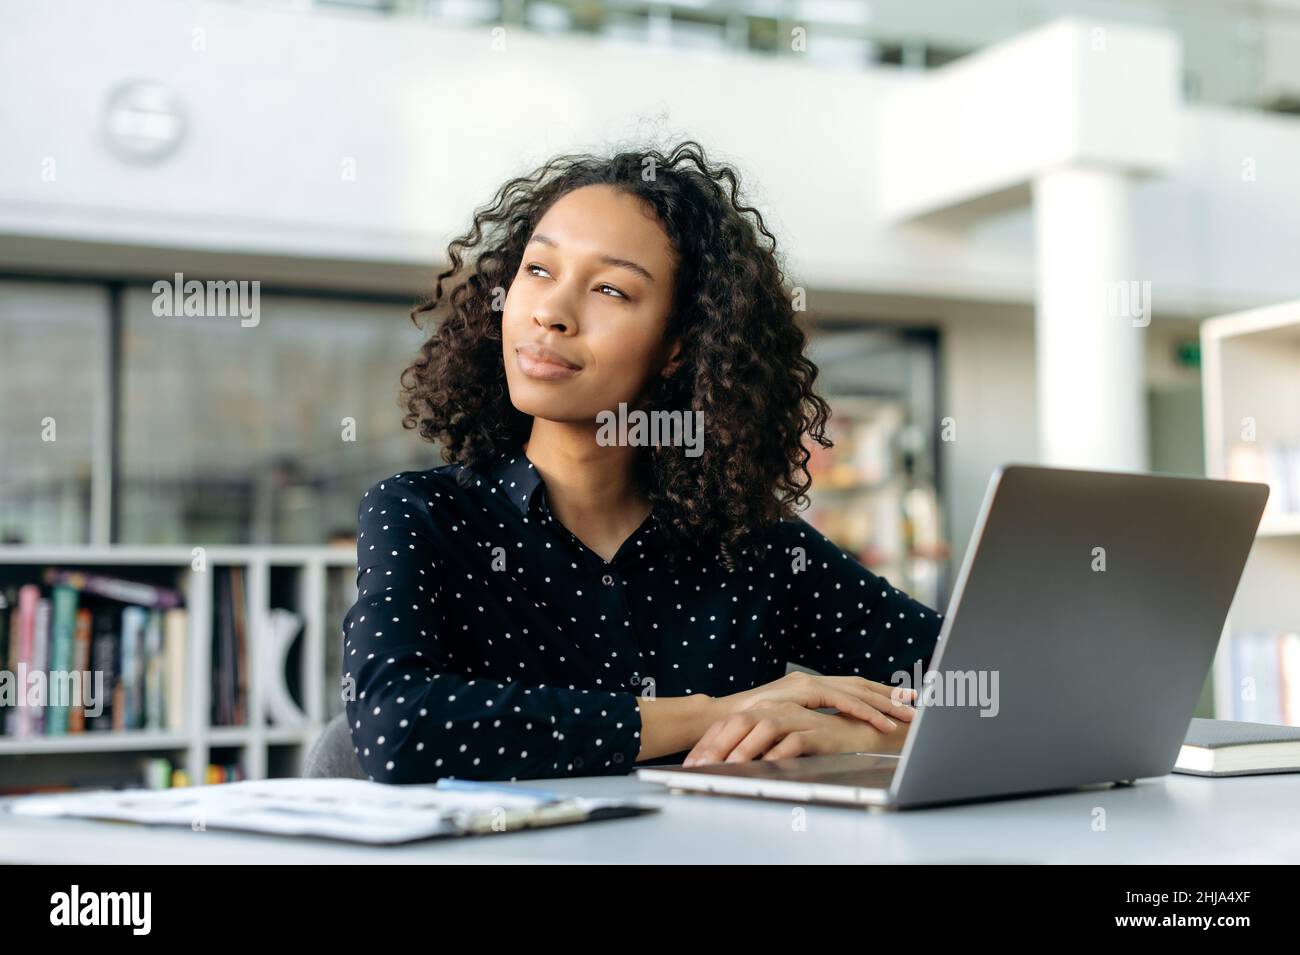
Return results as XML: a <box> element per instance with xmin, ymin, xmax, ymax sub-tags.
<box><xmin>0</xmin><ymin>546</ymin><xmax>357</xmax><ymax>791</ymax></box>
<box><xmin>1201</xmin><ymin>300</ymin><xmax>1300</xmax><ymax>726</ymax></box>
<box><xmin>804</xmin><ymin>396</ymin><xmax>947</xmax><ymax>610</ymax></box>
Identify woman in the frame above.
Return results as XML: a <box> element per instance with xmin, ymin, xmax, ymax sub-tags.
<box><xmin>342</xmin><ymin>141</ymin><xmax>943</xmax><ymax>784</ymax></box>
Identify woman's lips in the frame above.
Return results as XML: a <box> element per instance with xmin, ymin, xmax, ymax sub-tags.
<box><xmin>515</xmin><ymin>347</ymin><xmax>582</xmax><ymax>380</ymax></box>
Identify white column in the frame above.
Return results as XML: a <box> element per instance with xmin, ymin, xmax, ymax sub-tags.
<box><xmin>1032</xmin><ymin>166</ymin><xmax>1147</xmax><ymax>471</ymax></box>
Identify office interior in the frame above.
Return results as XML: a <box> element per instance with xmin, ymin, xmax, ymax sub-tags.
<box><xmin>1</xmin><ymin>0</ymin><xmax>1299</xmax><ymax>803</ymax></box>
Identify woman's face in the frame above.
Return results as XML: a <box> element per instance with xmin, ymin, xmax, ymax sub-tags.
<box><xmin>502</xmin><ymin>184</ymin><xmax>680</xmax><ymax>425</ymax></box>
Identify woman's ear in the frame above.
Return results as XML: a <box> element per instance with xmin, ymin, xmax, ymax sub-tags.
<box><xmin>661</xmin><ymin>339</ymin><xmax>683</xmax><ymax>378</ymax></box>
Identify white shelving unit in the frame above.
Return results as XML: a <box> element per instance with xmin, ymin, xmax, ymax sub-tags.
<box><xmin>1201</xmin><ymin>300</ymin><xmax>1300</xmax><ymax>724</ymax></box>
<box><xmin>0</xmin><ymin>546</ymin><xmax>357</xmax><ymax>789</ymax></box>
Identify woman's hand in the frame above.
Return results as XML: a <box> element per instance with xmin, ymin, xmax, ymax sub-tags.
<box><xmin>716</xmin><ymin>670</ymin><xmax>917</xmax><ymax>734</ymax></box>
<box><xmin>683</xmin><ymin>700</ymin><xmax>909</xmax><ymax>766</ymax></box>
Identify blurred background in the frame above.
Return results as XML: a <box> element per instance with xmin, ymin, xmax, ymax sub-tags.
<box><xmin>2</xmin><ymin>0</ymin><xmax>1300</xmax><ymax>788</ymax></box>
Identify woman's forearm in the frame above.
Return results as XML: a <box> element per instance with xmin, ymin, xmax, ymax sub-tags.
<box><xmin>633</xmin><ymin>689</ymin><xmax>913</xmax><ymax>764</ymax></box>
<box><xmin>635</xmin><ymin>693</ymin><xmax>723</xmax><ymax>762</ymax></box>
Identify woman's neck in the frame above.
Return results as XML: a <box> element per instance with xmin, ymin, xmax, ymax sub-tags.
<box><xmin>523</xmin><ymin>418</ymin><xmax>650</xmax><ymax>563</ymax></box>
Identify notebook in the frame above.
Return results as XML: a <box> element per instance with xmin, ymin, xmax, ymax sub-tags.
<box><xmin>1173</xmin><ymin>718</ymin><xmax>1300</xmax><ymax>777</ymax></box>
<box><xmin>4</xmin><ymin>777</ymin><xmax>658</xmax><ymax>844</ymax></box>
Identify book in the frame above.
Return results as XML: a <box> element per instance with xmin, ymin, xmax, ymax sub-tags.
<box><xmin>68</xmin><ymin>609</ymin><xmax>93</xmax><ymax>732</ymax></box>
<box><xmin>42</xmin><ymin>568</ymin><xmax>184</xmax><ymax>609</ymax></box>
<box><xmin>1229</xmin><ymin>630</ymin><xmax>1300</xmax><ymax>724</ymax></box>
<box><xmin>0</xmin><ymin>590</ymin><xmax>10</xmax><ymax>669</ymax></box>
<box><xmin>143</xmin><ymin>609</ymin><xmax>164</xmax><ymax>731</ymax></box>
<box><xmin>164</xmin><ymin>608</ymin><xmax>187</xmax><ymax>731</ymax></box>
<box><xmin>118</xmin><ymin>606</ymin><xmax>148</xmax><ymax>732</ymax></box>
<box><xmin>6</xmin><ymin>586</ymin><xmax>39</xmax><ymax>736</ymax></box>
<box><xmin>214</xmin><ymin>570</ymin><xmax>233</xmax><ymax>725</ymax></box>
<box><xmin>1225</xmin><ymin>440</ymin><xmax>1300</xmax><ymax>517</ymax></box>
<box><xmin>88</xmin><ymin>608</ymin><xmax>120</xmax><ymax>731</ymax></box>
<box><xmin>231</xmin><ymin>567</ymin><xmax>248</xmax><ymax>726</ymax></box>
<box><xmin>1174</xmin><ymin>718</ymin><xmax>1300</xmax><ymax>776</ymax></box>
<box><xmin>6</xmin><ymin>777</ymin><xmax>661</xmax><ymax>845</ymax></box>
<box><xmin>212</xmin><ymin>567</ymin><xmax>247</xmax><ymax>727</ymax></box>
<box><xmin>205</xmin><ymin>763</ymin><xmax>246</xmax><ymax>785</ymax></box>
<box><xmin>0</xmin><ymin>588</ymin><xmax>11</xmax><ymax>733</ymax></box>
<box><xmin>1283</xmin><ymin>633</ymin><xmax>1300</xmax><ymax>725</ymax></box>
<box><xmin>31</xmin><ymin>597</ymin><xmax>50</xmax><ymax>735</ymax></box>
<box><xmin>45</xmin><ymin>584</ymin><xmax>79</xmax><ymax>735</ymax></box>
<box><xmin>1</xmin><ymin>568</ymin><xmax>189</xmax><ymax>745</ymax></box>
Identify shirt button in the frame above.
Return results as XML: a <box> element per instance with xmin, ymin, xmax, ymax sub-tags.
<box><xmin>612</xmin><ymin>752</ymin><xmax>624</xmax><ymax>764</ymax></box>
<box><xmin>574</xmin><ymin>756</ymin><xmax>584</xmax><ymax>769</ymax></box>
<box><xmin>601</xmin><ymin>573</ymin><xmax>614</xmax><ymax>586</ymax></box>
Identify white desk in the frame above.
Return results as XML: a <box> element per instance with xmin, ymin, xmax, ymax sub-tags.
<box><xmin>3</xmin><ymin>771</ymin><xmax>1299</xmax><ymax>864</ymax></box>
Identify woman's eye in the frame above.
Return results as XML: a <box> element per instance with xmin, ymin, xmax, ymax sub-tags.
<box><xmin>522</xmin><ymin>264</ymin><xmax>624</xmax><ymax>300</ymax></box>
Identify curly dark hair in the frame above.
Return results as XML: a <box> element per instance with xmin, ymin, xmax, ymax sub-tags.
<box><xmin>399</xmin><ymin>139</ymin><xmax>832</xmax><ymax>569</ymax></box>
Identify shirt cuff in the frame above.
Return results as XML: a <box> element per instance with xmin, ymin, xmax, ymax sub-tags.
<box><xmin>555</xmin><ymin>689</ymin><xmax>642</xmax><ymax>775</ymax></box>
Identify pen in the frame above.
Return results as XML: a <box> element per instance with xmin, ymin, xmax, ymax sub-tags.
<box><xmin>435</xmin><ymin>778</ymin><xmax>563</xmax><ymax>802</ymax></box>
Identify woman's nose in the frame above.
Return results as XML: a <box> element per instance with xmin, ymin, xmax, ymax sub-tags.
<box><xmin>533</xmin><ymin>286</ymin><xmax>580</xmax><ymax>333</ymax></box>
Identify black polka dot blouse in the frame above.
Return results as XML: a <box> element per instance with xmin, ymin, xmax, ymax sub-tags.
<box><xmin>342</xmin><ymin>448</ymin><xmax>943</xmax><ymax>784</ymax></box>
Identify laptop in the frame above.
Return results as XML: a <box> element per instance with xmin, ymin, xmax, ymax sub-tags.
<box><xmin>635</xmin><ymin>464</ymin><xmax>1269</xmax><ymax>810</ymax></box>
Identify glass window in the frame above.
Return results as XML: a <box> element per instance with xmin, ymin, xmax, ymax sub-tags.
<box><xmin>118</xmin><ymin>288</ymin><xmax>435</xmax><ymax>545</ymax></box>
<box><xmin>0</xmin><ymin>280</ymin><xmax>108</xmax><ymax>546</ymax></box>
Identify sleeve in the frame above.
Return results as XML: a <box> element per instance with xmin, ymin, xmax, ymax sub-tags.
<box><xmin>778</xmin><ymin>517</ymin><xmax>943</xmax><ymax>688</ymax></box>
<box><xmin>342</xmin><ymin>476</ymin><xmax>643</xmax><ymax>784</ymax></box>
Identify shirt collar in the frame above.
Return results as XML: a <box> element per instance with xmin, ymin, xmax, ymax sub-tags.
<box><xmin>486</xmin><ymin>446</ymin><xmax>666</xmax><ymax>555</ymax></box>
<box><xmin>487</xmin><ymin>449</ymin><xmax>544</xmax><ymax>518</ymax></box>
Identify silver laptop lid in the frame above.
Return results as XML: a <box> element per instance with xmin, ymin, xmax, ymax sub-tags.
<box><xmin>889</xmin><ymin>464</ymin><xmax>1268</xmax><ymax>809</ymax></box>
